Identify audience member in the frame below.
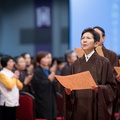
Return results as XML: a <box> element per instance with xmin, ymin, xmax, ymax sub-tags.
<box><xmin>0</xmin><ymin>55</ymin><xmax>23</xmax><ymax>120</ymax></box>
<box><xmin>14</xmin><ymin>56</ymin><xmax>33</xmax><ymax>94</ymax></box>
<box><xmin>61</xmin><ymin>50</ymin><xmax>77</xmax><ymax>119</ymax></box>
<box><xmin>32</xmin><ymin>51</ymin><xmax>57</xmax><ymax>120</ymax></box>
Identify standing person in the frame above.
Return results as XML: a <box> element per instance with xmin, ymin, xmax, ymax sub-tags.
<box><xmin>93</xmin><ymin>26</ymin><xmax>120</xmax><ymax>119</ymax></box>
<box><xmin>56</xmin><ymin>57</ymin><xmax>66</xmax><ymax>75</ymax></box>
<box><xmin>61</xmin><ymin>50</ymin><xmax>77</xmax><ymax>76</ymax></box>
<box><xmin>14</xmin><ymin>56</ymin><xmax>33</xmax><ymax>93</ymax></box>
<box><xmin>21</xmin><ymin>52</ymin><xmax>32</xmax><ymax>67</ymax></box>
<box><xmin>93</xmin><ymin>26</ymin><xmax>119</xmax><ymax>67</ymax></box>
<box><xmin>61</xmin><ymin>50</ymin><xmax>77</xmax><ymax>120</ymax></box>
<box><xmin>65</xmin><ymin>28</ymin><xmax>117</xmax><ymax>120</ymax></box>
<box><xmin>0</xmin><ymin>55</ymin><xmax>23</xmax><ymax>120</ymax></box>
<box><xmin>32</xmin><ymin>51</ymin><xmax>57</xmax><ymax>120</ymax></box>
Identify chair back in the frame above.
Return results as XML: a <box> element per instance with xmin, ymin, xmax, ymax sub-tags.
<box><xmin>16</xmin><ymin>92</ymin><xmax>35</xmax><ymax>120</ymax></box>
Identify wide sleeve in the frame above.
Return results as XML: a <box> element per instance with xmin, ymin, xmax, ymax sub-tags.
<box><xmin>0</xmin><ymin>73</ymin><xmax>16</xmax><ymax>89</ymax></box>
<box><xmin>110</xmin><ymin>51</ymin><xmax>119</xmax><ymax>67</ymax></box>
<box><xmin>98</xmin><ymin>60</ymin><xmax>117</xmax><ymax>105</ymax></box>
<box><xmin>97</xmin><ymin>60</ymin><xmax>117</xmax><ymax>119</ymax></box>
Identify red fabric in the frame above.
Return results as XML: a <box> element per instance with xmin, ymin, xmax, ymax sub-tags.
<box><xmin>16</xmin><ymin>94</ymin><xmax>34</xmax><ymax>120</ymax></box>
<box><xmin>16</xmin><ymin>93</ymin><xmax>64</xmax><ymax>120</ymax></box>
<box><xmin>56</xmin><ymin>117</ymin><xmax>63</xmax><ymax>120</ymax></box>
<box><xmin>35</xmin><ymin>117</ymin><xmax>63</xmax><ymax>120</ymax></box>
<box><xmin>56</xmin><ymin>93</ymin><xmax>63</xmax><ymax>117</ymax></box>
<box><xmin>114</xmin><ymin>113</ymin><xmax>120</xmax><ymax>118</ymax></box>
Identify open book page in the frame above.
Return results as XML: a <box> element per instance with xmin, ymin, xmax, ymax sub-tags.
<box><xmin>55</xmin><ymin>71</ymin><xmax>97</xmax><ymax>90</ymax></box>
<box><xmin>96</xmin><ymin>46</ymin><xmax>104</xmax><ymax>57</ymax></box>
<box><xmin>114</xmin><ymin>67</ymin><xmax>120</xmax><ymax>75</ymax></box>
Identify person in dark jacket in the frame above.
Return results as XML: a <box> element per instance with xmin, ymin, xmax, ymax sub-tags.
<box><xmin>32</xmin><ymin>51</ymin><xmax>57</xmax><ymax>120</ymax></box>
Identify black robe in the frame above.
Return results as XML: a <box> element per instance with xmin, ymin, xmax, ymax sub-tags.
<box><xmin>32</xmin><ymin>66</ymin><xmax>57</xmax><ymax>120</ymax></box>
<box><xmin>66</xmin><ymin>52</ymin><xmax>117</xmax><ymax>120</ymax></box>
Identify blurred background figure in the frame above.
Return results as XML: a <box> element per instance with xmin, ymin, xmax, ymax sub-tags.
<box><xmin>60</xmin><ymin>50</ymin><xmax>77</xmax><ymax>119</ymax></box>
<box><xmin>56</xmin><ymin>57</ymin><xmax>66</xmax><ymax>75</ymax></box>
<box><xmin>21</xmin><ymin>53</ymin><xmax>32</xmax><ymax>67</ymax></box>
<box><xmin>32</xmin><ymin>51</ymin><xmax>57</xmax><ymax>120</ymax></box>
<box><xmin>0</xmin><ymin>55</ymin><xmax>23</xmax><ymax>120</ymax></box>
<box><xmin>61</xmin><ymin>50</ymin><xmax>77</xmax><ymax>76</ymax></box>
<box><xmin>52</xmin><ymin>57</ymin><xmax>66</xmax><ymax>94</ymax></box>
<box><xmin>14</xmin><ymin>56</ymin><xmax>33</xmax><ymax>94</ymax></box>
<box><xmin>58</xmin><ymin>50</ymin><xmax>77</xmax><ymax>93</ymax></box>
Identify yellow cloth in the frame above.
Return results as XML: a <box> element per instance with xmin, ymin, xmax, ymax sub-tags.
<box><xmin>0</xmin><ymin>73</ymin><xmax>23</xmax><ymax>90</ymax></box>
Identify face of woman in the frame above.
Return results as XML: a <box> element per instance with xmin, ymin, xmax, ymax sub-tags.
<box><xmin>16</xmin><ymin>57</ymin><xmax>26</xmax><ymax>71</ymax></box>
<box><xmin>40</xmin><ymin>54</ymin><xmax>50</xmax><ymax>67</ymax></box>
<box><xmin>81</xmin><ymin>32</ymin><xmax>97</xmax><ymax>54</ymax></box>
<box><xmin>24</xmin><ymin>54</ymin><xmax>31</xmax><ymax>66</ymax></box>
<box><xmin>6</xmin><ymin>59</ymin><xmax>15</xmax><ymax>70</ymax></box>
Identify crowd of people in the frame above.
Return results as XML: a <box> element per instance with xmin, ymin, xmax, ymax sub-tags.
<box><xmin>0</xmin><ymin>26</ymin><xmax>120</xmax><ymax>120</ymax></box>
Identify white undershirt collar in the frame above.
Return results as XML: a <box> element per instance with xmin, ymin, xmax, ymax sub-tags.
<box><xmin>85</xmin><ymin>50</ymin><xmax>95</xmax><ymax>62</ymax></box>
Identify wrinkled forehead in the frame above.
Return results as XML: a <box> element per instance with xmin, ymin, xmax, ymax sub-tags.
<box><xmin>82</xmin><ymin>32</ymin><xmax>93</xmax><ymax>38</ymax></box>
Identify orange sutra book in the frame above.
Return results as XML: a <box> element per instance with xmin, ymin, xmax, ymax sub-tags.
<box><xmin>114</xmin><ymin>67</ymin><xmax>120</xmax><ymax>75</ymax></box>
<box><xmin>74</xmin><ymin>47</ymin><xmax>84</xmax><ymax>58</ymax></box>
<box><xmin>55</xmin><ymin>71</ymin><xmax>97</xmax><ymax>90</ymax></box>
<box><xmin>74</xmin><ymin>46</ymin><xmax>104</xmax><ymax>58</ymax></box>
<box><xmin>96</xmin><ymin>46</ymin><xmax>104</xmax><ymax>57</ymax></box>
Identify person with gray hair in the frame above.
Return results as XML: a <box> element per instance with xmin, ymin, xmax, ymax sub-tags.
<box><xmin>61</xmin><ymin>50</ymin><xmax>77</xmax><ymax>76</ymax></box>
<box><xmin>61</xmin><ymin>50</ymin><xmax>77</xmax><ymax>120</ymax></box>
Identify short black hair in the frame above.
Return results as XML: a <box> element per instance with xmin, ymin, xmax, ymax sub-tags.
<box><xmin>93</xmin><ymin>26</ymin><xmax>105</xmax><ymax>37</ymax></box>
<box><xmin>1</xmin><ymin>55</ymin><xmax>14</xmax><ymax>67</ymax></box>
<box><xmin>81</xmin><ymin>28</ymin><xmax>100</xmax><ymax>42</ymax></box>
<box><xmin>64</xmin><ymin>50</ymin><xmax>74</xmax><ymax>62</ymax></box>
<box><xmin>14</xmin><ymin>56</ymin><xmax>24</xmax><ymax>64</ymax></box>
<box><xmin>56</xmin><ymin>57</ymin><xmax>65</xmax><ymax>65</ymax></box>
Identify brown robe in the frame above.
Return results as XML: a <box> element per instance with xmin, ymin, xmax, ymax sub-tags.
<box><xmin>61</xmin><ymin>63</ymin><xmax>72</xmax><ymax>119</ymax></box>
<box><xmin>102</xmin><ymin>45</ymin><xmax>119</xmax><ymax>67</ymax></box>
<box><xmin>66</xmin><ymin>52</ymin><xmax>117</xmax><ymax>120</ymax></box>
<box><xmin>102</xmin><ymin>45</ymin><xmax>120</xmax><ymax>118</ymax></box>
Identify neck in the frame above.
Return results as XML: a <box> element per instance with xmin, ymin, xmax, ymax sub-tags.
<box><xmin>40</xmin><ymin>64</ymin><xmax>49</xmax><ymax>69</ymax></box>
<box><xmin>84</xmin><ymin>50</ymin><xmax>94</xmax><ymax>55</ymax></box>
<box><xmin>5</xmin><ymin>67</ymin><xmax>12</xmax><ymax>71</ymax></box>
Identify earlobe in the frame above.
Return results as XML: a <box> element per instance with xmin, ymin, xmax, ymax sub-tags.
<box><xmin>94</xmin><ymin>42</ymin><xmax>98</xmax><ymax>47</ymax></box>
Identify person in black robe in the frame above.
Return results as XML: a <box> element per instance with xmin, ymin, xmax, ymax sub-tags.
<box><xmin>65</xmin><ymin>28</ymin><xmax>117</xmax><ymax>120</ymax></box>
<box><xmin>32</xmin><ymin>51</ymin><xmax>57</xmax><ymax>120</ymax></box>
<box><xmin>94</xmin><ymin>26</ymin><xmax>120</xmax><ymax>119</ymax></box>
